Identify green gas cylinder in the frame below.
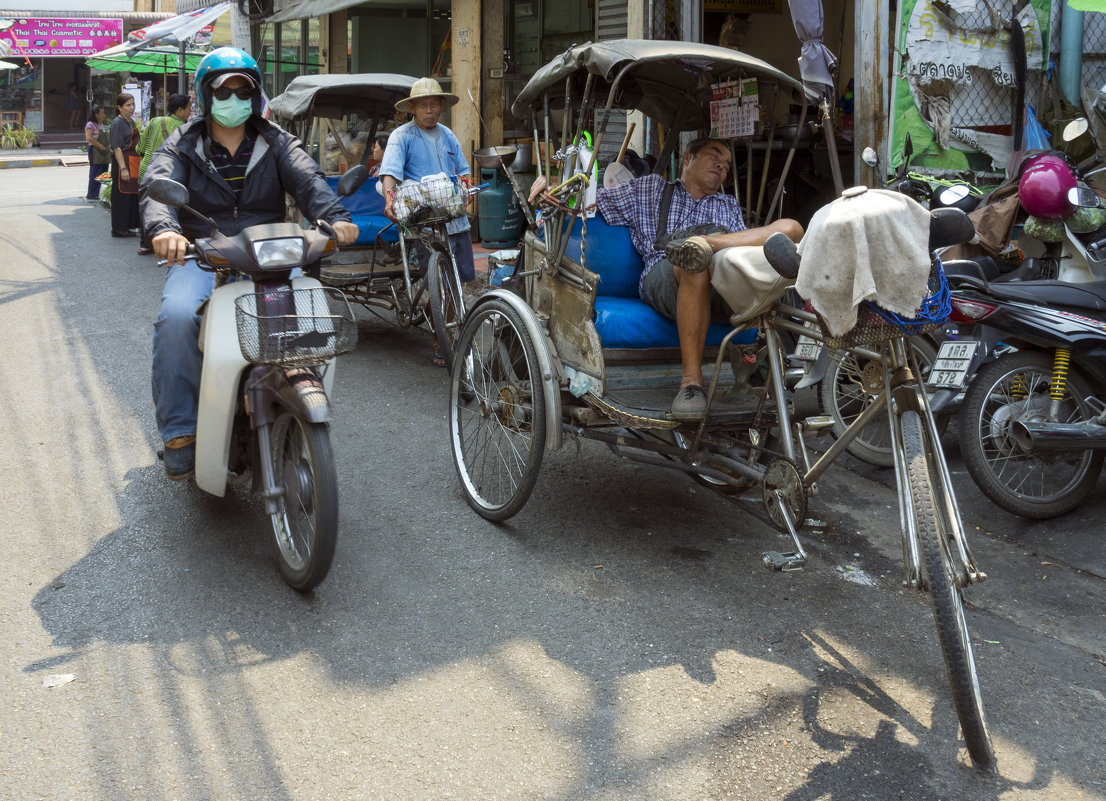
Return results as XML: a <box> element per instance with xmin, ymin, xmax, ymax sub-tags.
<box><xmin>478</xmin><ymin>167</ymin><xmax>525</xmax><ymax>248</ymax></box>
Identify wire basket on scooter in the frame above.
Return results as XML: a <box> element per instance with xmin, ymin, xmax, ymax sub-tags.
<box><xmin>235</xmin><ymin>286</ymin><xmax>358</xmax><ymax>367</ymax></box>
<box><xmin>394</xmin><ymin>175</ymin><xmax>468</xmax><ymax>226</ymax></box>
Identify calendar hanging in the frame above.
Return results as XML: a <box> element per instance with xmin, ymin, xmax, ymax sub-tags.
<box><xmin>709</xmin><ymin>78</ymin><xmax>759</xmax><ymax>138</ymax></box>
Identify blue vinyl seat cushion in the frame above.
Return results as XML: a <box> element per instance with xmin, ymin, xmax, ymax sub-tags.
<box><xmin>593</xmin><ymin>296</ymin><xmax>758</xmax><ymax>349</ymax></box>
<box><xmin>558</xmin><ymin>213</ymin><xmax>757</xmax><ymax>349</ymax></box>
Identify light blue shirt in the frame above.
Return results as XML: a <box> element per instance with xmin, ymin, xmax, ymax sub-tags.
<box><xmin>379</xmin><ymin>120</ymin><xmax>471</xmax><ymax>234</ymax></box>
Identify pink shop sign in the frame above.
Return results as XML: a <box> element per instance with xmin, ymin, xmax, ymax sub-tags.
<box><xmin>5</xmin><ymin>18</ymin><xmax>124</xmax><ymax>57</ymax></box>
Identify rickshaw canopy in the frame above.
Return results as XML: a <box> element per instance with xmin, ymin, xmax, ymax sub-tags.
<box><xmin>268</xmin><ymin>73</ymin><xmax>418</xmax><ymax>122</ymax></box>
<box><xmin>510</xmin><ymin>39</ymin><xmax>816</xmax><ymax>130</ymax></box>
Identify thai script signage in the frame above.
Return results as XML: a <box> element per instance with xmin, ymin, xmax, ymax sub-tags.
<box><xmin>5</xmin><ymin>18</ymin><xmax>124</xmax><ymax>57</ymax></box>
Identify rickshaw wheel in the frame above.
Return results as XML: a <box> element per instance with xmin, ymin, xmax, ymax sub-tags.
<box><xmin>449</xmin><ymin>297</ymin><xmax>546</xmax><ymax>521</ymax></box>
<box><xmin>427</xmin><ymin>250</ymin><xmax>463</xmax><ymax>373</ymax></box>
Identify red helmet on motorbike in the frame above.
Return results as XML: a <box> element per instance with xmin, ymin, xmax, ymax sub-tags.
<box><xmin>1018</xmin><ymin>153</ymin><xmax>1077</xmax><ymax>220</ymax></box>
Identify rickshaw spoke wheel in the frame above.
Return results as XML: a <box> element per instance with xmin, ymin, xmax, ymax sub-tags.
<box><xmin>821</xmin><ymin>338</ymin><xmax>946</xmax><ymax>467</ymax></box>
<box><xmin>449</xmin><ymin>298</ymin><xmax>546</xmax><ymax>522</ymax></box>
<box><xmin>428</xmin><ymin>250</ymin><xmax>464</xmax><ymax>373</ymax></box>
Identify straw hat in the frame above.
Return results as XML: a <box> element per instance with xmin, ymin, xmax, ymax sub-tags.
<box><xmin>395</xmin><ymin>77</ymin><xmax>459</xmax><ymax>113</ymax></box>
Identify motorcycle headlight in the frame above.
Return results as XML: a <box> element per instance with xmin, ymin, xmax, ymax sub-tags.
<box><xmin>252</xmin><ymin>237</ymin><xmax>305</xmax><ymax>268</ymax></box>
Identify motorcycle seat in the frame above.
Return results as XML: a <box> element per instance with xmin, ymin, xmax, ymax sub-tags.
<box><xmin>981</xmin><ymin>279</ymin><xmax>1106</xmax><ymax>314</ymax></box>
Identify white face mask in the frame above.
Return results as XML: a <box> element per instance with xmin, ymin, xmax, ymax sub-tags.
<box><xmin>210</xmin><ymin>95</ymin><xmax>252</xmax><ymax>127</ymax></box>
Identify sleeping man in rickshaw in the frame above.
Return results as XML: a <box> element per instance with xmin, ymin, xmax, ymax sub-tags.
<box><xmin>532</xmin><ymin>136</ymin><xmax>803</xmax><ymax>419</ymax></box>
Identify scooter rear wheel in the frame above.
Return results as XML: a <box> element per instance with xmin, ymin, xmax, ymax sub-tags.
<box><xmin>268</xmin><ymin>410</ymin><xmax>339</xmax><ymax>592</ymax></box>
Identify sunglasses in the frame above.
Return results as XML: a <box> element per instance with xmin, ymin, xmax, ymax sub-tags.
<box><xmin>212</xmin><ymin>85</ymin><xmax>254</xmax><ymax>101</ymax></box>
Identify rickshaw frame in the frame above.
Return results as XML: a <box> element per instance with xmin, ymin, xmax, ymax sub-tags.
<box><xmin>447</xmin><ymin>39</ymin><xmax>996</xmax><ymax>770</ymax></box>
<box><xmin>269</xmin><ymin>73</ymin><xmax>474</xmax><ymax>367</ymax></box>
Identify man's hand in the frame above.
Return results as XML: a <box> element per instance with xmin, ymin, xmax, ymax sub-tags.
<box><xmin>528</xmin><ymin>174</ymin><xmax>548</xmax><ymax>204</ymax></box>
<box><xmin>152</xmin><ymin>230</ymin><xmax>190</xmax><ymax>267</ymax></box>
<box><xmin>381</xmin><ymin>176</ymin><xmax>398</xmax><ymax>222</ymax></box>
<box><xmin>331</xmin><ymin>220</ymin><xmax>359</xmax><ymax>247</ymax></box>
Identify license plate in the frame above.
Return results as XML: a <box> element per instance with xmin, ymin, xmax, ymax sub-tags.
<box><xmin>928</xmin><ymin>340</ymin><xmax>980</xmax><ymax>389</ymax></box>
<box><xmin>794</xmin><ymin>335</ymin><xmax>821</xmax><ymax>362</ymax></box>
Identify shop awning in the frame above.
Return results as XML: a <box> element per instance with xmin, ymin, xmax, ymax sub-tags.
<box><xmin>266</xmin><ymin>0</ymin><xmax>365</xmax><ymax>23</ymax></box>
<box><xmin>0</xmin><ymin>11</ymin><xmax>176</xmax><ymax>25</ymax></box>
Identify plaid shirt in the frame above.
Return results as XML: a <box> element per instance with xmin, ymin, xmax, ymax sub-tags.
<box><xmin>596</xmin><ymin>174</ymin><xmax>745</xmax><ymax>297</ymax></box>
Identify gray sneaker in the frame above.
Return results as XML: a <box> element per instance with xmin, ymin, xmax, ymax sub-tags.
<box><xmin>670</xmin><ymin>384</ymin><xmax>708</xmax><ymax>420</ymax></box>
<box><xmin>664</xmin><ymin>235</ymin><xmax>713</xmax><ymax>274</ymax></box>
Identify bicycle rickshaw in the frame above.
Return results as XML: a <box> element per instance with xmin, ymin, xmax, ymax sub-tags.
<box><xmin>269</xmin><ymin>73</ymin><xmax>480</xmax><ymax>370</ymax></box>
<box><xmin>446</xmin><ymin>40</ymin><xmax>995</xmax><ymax>769</ymax></box>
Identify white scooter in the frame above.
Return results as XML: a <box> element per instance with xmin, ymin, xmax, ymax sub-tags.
<box><xmin>147</xmin><ymin>177</ymin><xmax>360</xmax><ymax>592</ymax></box>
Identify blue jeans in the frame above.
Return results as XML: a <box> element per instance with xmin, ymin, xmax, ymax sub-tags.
<box><xmin>151</xmin><ymin>260</ymin><xmax>303</xmax><ymax>442</ymax></box>
<box><xmin>86</xmin><ymin>147</ymin><xmax>102</xmax><ymax>199</ymax></box>
<box><xmin>152</xmin><ymin>259</ymin><xmax>212</xmax><ymax>442</ymax></box>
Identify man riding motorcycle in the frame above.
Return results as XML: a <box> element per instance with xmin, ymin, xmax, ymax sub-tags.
<box><xmin>141</xmin><ymin>47</ymin><xmax>359</xmax><ymax>479</ymax></box>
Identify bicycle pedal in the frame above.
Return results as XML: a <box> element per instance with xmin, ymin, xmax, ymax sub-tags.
<box><xmin>801</xmin><ymin>415</ymin><xmax>835</xmax><ymax>432</ymax></box>
<box><xmin>762</xmin><ymin>550</ymin><xmax>806</xmax><ymax>571</ymax></box>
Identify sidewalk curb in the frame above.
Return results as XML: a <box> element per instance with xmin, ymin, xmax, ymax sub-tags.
<box><xmin>0</xmin><ymin>150</ymin><xmax>88</xmax><ymax>169</ymax></box>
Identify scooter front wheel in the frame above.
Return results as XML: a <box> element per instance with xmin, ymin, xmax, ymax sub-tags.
<box><xmin>268</xmin><ymin>410</ymin><xmax>339</xmax><ymax>592</ymax></box>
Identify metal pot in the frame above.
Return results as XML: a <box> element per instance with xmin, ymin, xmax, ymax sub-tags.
<box><xmin>508</xmin><ymin>142</ymin><xmax>533</xmax><ymax>172</ymax></box>
<box><xmin>474</xmin><ymin>145</ymin><xmax>518</xmax><ymax>169</ymax></box>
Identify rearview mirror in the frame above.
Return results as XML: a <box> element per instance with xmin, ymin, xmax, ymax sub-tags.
<box><xmin>336</xmin><ymin>164</ymin><xmax>369</xmax><ymax>197</ymax></box>
<box><xmin>1068</xmin><ymin>185</ymin><xmax>1101</xmax><ymax>208</ymax></box>
<box><xmin>1062</xmin><ymin>118</ymin><xmax>1089</xmax><ymax>142</ymax></box>
<box><xmin>861</xmin><ymin>147</ymin><xmax>879</xmax><ymax>168</ymax></box>
<box><xmin>146</xmin><ymin>178</ymin><xmax>190</xmax><ymax>208</ymax></box>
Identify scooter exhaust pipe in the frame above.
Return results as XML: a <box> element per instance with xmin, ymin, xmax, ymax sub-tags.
<box><xmin>1010</xmin><ymin>419</ymin><xmax>1106</xmax><ymax>451</ymax></box>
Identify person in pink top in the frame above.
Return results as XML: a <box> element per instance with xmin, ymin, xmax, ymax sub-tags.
<box><xmin>84</xmin><ymin>105</ymin><xmax>111</xmax><ymax>201</ymax></box>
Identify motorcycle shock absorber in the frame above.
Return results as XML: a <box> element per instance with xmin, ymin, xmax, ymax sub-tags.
<box><xmin>1049</xmin><ymin>347</ymin><xmax>1072</xmax><ymax>419</ymax></box>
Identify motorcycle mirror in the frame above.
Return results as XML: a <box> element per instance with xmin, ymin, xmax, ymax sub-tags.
<box><xmin>1062</xmin><ymin>117</ymin><xmax>1089</xmax><ymax>142</ymax></box>
<box><xmin>861</xmin><ymin>147</ymin><xmax>879</xmax><ymax>168</ymax></box>
<box><xmin>146</xmin><ymin>178</ymin><xmax>190</xmax><ymax>208</ymax></box>
<box><xmin>336</xmin><ymin>164</ymin><xmax>369</xmax><ymax>197</ymax></box>
<box><xmin>1068</xmin><ymin>185</ymin><xmax>1101</xmax><ymax>208</ymax></box>
<box><xmin>938</xmin><ymin>185</ymin><xmax>970</xmax><ymax>205</ymax></box>
<box><xmin>903</xmin><ymin>133</ymin><xmax>913</xmax><ymax>165</ymax></box>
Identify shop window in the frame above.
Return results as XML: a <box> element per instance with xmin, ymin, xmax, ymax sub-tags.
<box><xmin>0</xmin><ymin>58</ymin><xmax>43</xmax><ymax>131</ymax></box>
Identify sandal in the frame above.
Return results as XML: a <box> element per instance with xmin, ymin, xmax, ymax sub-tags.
<box><xmin>137</xmin><ymin>246</ymin><xmax>154</xmax><ymax>255</ymax></box>
<box><xmin>431</xmin><ymin>349</ymin><xmax>447</xmax><ymax>368</ymax></box>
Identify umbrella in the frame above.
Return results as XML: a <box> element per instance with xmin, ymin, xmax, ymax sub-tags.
<box><xmin>86</xmin><ymin>44</ymin><xmax>206</xmax><ymax>74</ymax></box>
<box><xmin>86</xmin><ymin>44</ymin><xmax>206</xmax><ymax>96</ymax></box>
<box><xmin>786</xmin><ymin>0</ymin><xmax>838</xmax><ymax>101</ymax></box>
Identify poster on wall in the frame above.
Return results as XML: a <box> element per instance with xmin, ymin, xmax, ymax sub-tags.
<box><xmin>123</xmin><ymin>81</ymin><xmax>153</xmax><ymax>127</ymax></box>
<box><xmin>887</xmin><ymin>0</ymin><xmax>1051</xmax><ymax>176</ymax></box>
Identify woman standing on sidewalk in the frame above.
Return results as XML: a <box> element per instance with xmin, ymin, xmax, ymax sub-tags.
<box><xmin>83</xmin><ymin>105</ymin><xmax>110</xmax><ymax>201</ymax></box>
<box><xmin>109</xmin><ymin>93</ymin><xmax>142</xmax><ymax>238</ymax></box>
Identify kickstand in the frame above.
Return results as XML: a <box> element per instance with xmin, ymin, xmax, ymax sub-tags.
<box><xmin>762</xmin><ymin>489</ymin><xmax>807</xmax><ymax>571</ymax></box>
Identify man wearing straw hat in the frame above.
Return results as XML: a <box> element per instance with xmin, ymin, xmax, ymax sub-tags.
<box><xmin>379</xmin><ymin>77</ymin><xmax>475</xmax><ymax>368</ymax></box>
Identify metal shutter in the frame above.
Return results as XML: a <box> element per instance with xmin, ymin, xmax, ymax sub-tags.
<box><xmin>595</xmin><ymin>0</ymin><xmax>628</xmax><ymax>166</ymax></box>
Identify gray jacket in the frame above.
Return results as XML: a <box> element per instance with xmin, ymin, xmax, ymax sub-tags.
<box><xmin>140</xmin><ymin>116</ymin><xmax>351</xmax><ymax>242</ymax></box>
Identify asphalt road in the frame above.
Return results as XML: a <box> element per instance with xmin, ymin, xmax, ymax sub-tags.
<box><xmin>1</xmin><ymin>166</ymin><xmax>1104</xmax><ymax>800</ymax></box>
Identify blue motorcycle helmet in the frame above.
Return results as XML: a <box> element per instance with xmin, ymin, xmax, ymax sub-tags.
<box><xmin>193</xmin><ymin>47</ymin><xmax>263</xmax><ymax>119</ymax></box>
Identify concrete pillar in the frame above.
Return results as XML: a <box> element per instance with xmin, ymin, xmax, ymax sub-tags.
<box><xmin>482</xmin><ymin>0</ymin><xmax>505</xmax><ymax>148</ymax></box>
<box><xmin>321</xmin><ymin>10</ymin><xmax>348</xmax><ymax>75</ymax></box>
<box><xmin>452</xmin><ymin>0</ymin><xmax>482</xmax><ymax>170</ymax></box>
<box><xmin>854</xmin><ymin>0</ymin><xmax>888</xmax><ymax>186</ymax></box>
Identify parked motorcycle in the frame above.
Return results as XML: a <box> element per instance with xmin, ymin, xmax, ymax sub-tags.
<box><xmin>945</xmin><ymin>183</ymin><xmax>1106</xmax><ymax>519</ymax></box>
<box><xmin>146</xmin><ymin>176</ymin><xmax>360</xmax><ymax>591</ymax></box>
